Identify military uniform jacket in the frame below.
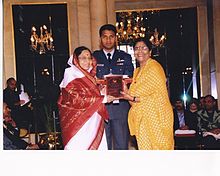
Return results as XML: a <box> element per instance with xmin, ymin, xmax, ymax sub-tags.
<box><xmin>93</xmin><ymin>49</ymin><xmax>134</xmax><ymax>120</ymax></box>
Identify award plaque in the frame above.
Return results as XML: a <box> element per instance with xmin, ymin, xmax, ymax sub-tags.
<box><xmin>106</xmin><ymin>75</ymin><xmax>123</xmax><ymax>97</ymax></box>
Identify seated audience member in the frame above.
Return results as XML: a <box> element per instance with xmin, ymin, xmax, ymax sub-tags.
<box><xmin>174</xmin><ymin>99</ymin><xmax>198</xmax><ymax>131</ymax></box>
<box><xmin>3</xmin><ymin>77</ymin><xmax>33</xmax><ymax>129</ymax></box>
<box><xmin>3</xmin><ymin>102</ymin><xmax>39</xmax><ymax>150</ymax></box>
<box><xmin>173</xmin><ymin>98</ymin><xmax>198</xmax><ymax>149</ymax></box>
<box><xmin>188</xmin><ymin>98</ymin><xmax>199</xmax><ymax>114</ymax></box>
<box><xmin>197</xmin><ymin>95</ymin><xmax>220</xmax><ymax>149</ymax></box>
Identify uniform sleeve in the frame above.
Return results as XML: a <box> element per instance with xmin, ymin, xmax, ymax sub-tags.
<box><xmin>123</xmin><ymin>53</ymin><xmax>134</xmax><ymax>77</ymax></box>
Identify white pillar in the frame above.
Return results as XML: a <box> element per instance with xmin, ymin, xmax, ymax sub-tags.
<box><xmin>197</xmin><ymin>5</ymin><xmax>211</xmax><ymax>96</ymax></box>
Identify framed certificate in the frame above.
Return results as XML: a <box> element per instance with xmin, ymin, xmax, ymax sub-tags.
<box><xmin>105</xmin><ymin>75</ymin><xmax>123</xmax><ymax>97</ymax></box>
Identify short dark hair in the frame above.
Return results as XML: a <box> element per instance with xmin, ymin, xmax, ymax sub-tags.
<box><xmin>6</xmin><ymin>77</ymin><xmax>16</xmax><ymax>85</ymax></box>
<box><xmin>133</xmin><ymin>38</ymin><xmax>152</xmax><ymax>51</ymax></box>
<box><xmin>189</xmin><ymin>98</ymin><xmax>199</xmax><ymax>107</ymax></box>
<box><xmin>172</xmin><ymin>97</ymin><xmax>183</xmax><ymax>105</ymax></box>
<box><xmin>99</xmin><ymin>24</ymin><xmax>117</xmax><ymax>37</ymax></box>
<box><xmin>204</xmin><ymin>94</ymin><xmax>215</xmax><ymax>101</ymax></box>
<box><xmin>73</xmin><ymin>46</ymin><xmax>92</xmax><ymax>58</ymax></box>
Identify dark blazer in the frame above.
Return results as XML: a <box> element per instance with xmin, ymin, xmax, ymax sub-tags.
<box><xmin>93</xmin><ymin>49</ymin><xmax>134</xmax><ymax>120</ymax></box>
<box><xmin>3</xmin><ymin>88</ymin><xmax>20</xmax><ymax>110</ymax></box>
<box><xmin>3</xmin><ymin>124</ymin><xmax>28</xmax><ymax>150</ymax></box>
<box><xmin>4</xmin><ymin>88</ymin><xmax>33</xmax><ymax>128</ymax></box>
<box><xmin>173</xmin><ymin>109</ymin><xmax>198</xmax><ymax>131</ymax></box>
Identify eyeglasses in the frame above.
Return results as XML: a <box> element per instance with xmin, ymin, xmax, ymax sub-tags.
<box><xmin>134</xmin><ymin>46</ymin><xmax>149</xmax><ymax>51</ymax></box>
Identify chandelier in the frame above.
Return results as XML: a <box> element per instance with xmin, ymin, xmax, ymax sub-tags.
<box><xmin>116</xmin><ymin>11</ymin><xmax>146</xmax><ymax>45</ymax></box>
<box><xmin>149</xmin><ymin>28</ymin><xmax>167</xmax><ymax>57</ymax></box>
<box><xmin>30</xmin><ymin>16</ymin><xmax>54</xmax><ymax>54</ymax></box>
<box><xmin>116</xmin><ymin>10</ymin><xmax>166</xmax><ymax>47</ymax></box>
<box><xmin>149</xmin><ymin>28</ymin><xmax>166</xmax><ymax>47</ymax></box>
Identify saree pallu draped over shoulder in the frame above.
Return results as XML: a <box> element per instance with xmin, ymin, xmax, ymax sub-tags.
<box><xmin>58</xmin><ymin>62</ymin><xmax>108</xmax><ymax>150</ymax></box>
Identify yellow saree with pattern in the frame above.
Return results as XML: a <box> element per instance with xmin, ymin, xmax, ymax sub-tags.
<box><xmin>128</xmin><ymin>58</ymin><xmax>174</xmax><ymax>150</ymax></box>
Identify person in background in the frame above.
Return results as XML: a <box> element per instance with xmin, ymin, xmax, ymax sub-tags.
<box><xmin>174</xmin><ymin>98</ymin><xmax>198</xmax><ymax>131</ymax></box>
<box><xmin>197</xmin><ymin>95</ymin><xmax>220</xmax><ymax>149</ymax></box>
<box><xmin>3</xmin><ymin>77</ymin><xmax>32</xmax><ymax>129</ymax></box>
<box><xmin>58</xmin><ymin>46</ymin><xmax>116</xmax><ymax>150</ymax></box>
<box><xmin>3</xmin><ymin>102</ymin><xmax>39</xmax><ymax>150</ymax></box>
<box><xmin>188</xmin><ymin>98</ymin><xmax>199</xmax><ymax>114</ymax></box>
<box><xmin>173</xmin><ymin>98</ymin><xmax>198</xmax><ymax>149</ymax></box>
<box><xmin>188</xmin><ymin>98</ymin><xmax>200</xmax><ymax>132</ymax></box>
<box><xmin>120</xmin><ymin>38</ymin><xmax>174</xmax><ymax>150</ymax></box>
<box><xmin>93</xmin><ymin>24</ymin><xmax>134</xmax><ymax>150</ymax></box>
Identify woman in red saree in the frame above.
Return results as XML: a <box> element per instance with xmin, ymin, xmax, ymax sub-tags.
<box><xmin>58</xmin><ymin>46</ymin><xmax>112</xmax><ymax>150</ymax></box>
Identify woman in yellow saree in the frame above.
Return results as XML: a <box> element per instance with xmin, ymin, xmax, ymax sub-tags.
<box><xmin>121</xmin><ymin>38</ymin><xmax>174</xmax><ymax>150</ymax></box>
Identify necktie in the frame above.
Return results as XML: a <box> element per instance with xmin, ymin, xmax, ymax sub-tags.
<box><xmin>107</xmin><ymin>53</ymin><xmax>111</xmax><ymax>64</ymax></box>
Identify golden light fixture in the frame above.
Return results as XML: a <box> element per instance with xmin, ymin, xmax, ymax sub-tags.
<box><xmin>30</xmin><ymin>16</ymin><xmax>54</xmax><ymax>54</ymax></box>
<box><xmin>116</xmin><ymin>11</ymin><xmax>146</xmax><ymax>44</ymax></box>
<box><xmin>149</xmin><ymin>28</ymin><xmax>166</xmax><ymax>47</ymax></box>
<box><xmin>116</xmin><ymin>10</ymin><xmax>167</xmax><ymax>47</ymax></box>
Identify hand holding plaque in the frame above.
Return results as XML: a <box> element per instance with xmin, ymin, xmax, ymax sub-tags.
<box><xmin>97</xmin><ymin>75</ymin><xmax>133</xmax><ymax>98</ymax></box>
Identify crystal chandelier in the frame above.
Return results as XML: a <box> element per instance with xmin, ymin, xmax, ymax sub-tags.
<box><xmin>30</xmin><ymin>16</ymin><xmax>54</xmax><ymax>54</ymax></box>
<box><xmin>116</xmin><ymin>11</ymin><xmax>146</xmax><ymax>45</ymax></box>
<box><xmin>116</xmin><ymin>10</ymin><xmax>167</xmax><ymax>48</ymax></box>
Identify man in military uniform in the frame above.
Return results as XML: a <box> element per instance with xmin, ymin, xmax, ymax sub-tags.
<box><xmin>93</xmin><ymin>24</ymin><xmax>134</xmax><ymax>150</ymax></box>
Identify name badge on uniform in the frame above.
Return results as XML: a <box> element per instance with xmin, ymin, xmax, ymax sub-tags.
<box><xmin>97</xmin><ymin>64</ymin><xmax>104</xmax><ymax>67</ymax></box>
<box><xmin>116</xmin><ymin>58</ymin><xmax>124</xmax><ymax>65</ymax></box>
<box><xmin>116</xmin><ymin>58</ymin><xmax>125</xmax><ymax>62</ymax></box>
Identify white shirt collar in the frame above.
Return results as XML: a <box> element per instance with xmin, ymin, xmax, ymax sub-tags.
<box><xmin>103</xmin><ymin>49</ymin><xmax>115</xmax><ymax>59</ymax></box>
